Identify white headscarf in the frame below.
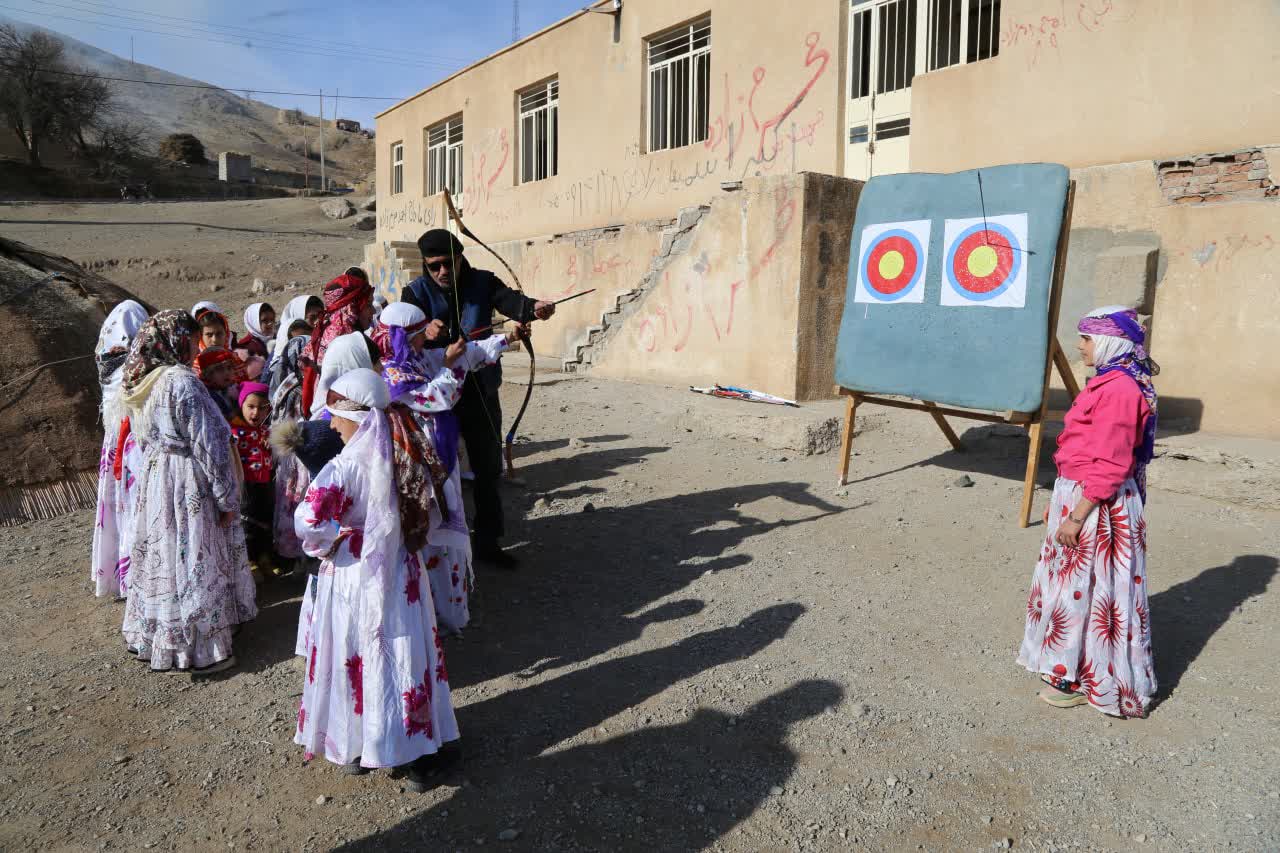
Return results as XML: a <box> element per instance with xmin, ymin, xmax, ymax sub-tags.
<box><xmin>271</xmin><ymin>294</ymin><xmax>312</xmax><ymax>362</ymax></box>
<box><xmin>242</xmin><ymin>302</ymin><xmax>274</xmax><ymax>346</ymax></box>
<box><xmin>378</xmin><ymin>302</ymin><xmax>426</xmax><ymax>329</ymax></box>
<box><xmin>191</xmin><ymin>300</ymin><xmax>222</xmax><ymax>319</ymax></box>
<box><xmin>326</xmin><ymin>367</ymin><xmax>391</xmax><ymax>423</ymax></box>
<box><xmin>96</xmin><ymin>299</ymin><xmax>149</xmax><ymax>427</ymax></box>
<box><xmin>311</xmin><ymin>331</ymin><xmax>377</xmax><ymax>417</ymax></box>
<box><xmin>1084</xmin><ymin>304</ymin><xmax>1136</xmax><ymax>368</ymax></box>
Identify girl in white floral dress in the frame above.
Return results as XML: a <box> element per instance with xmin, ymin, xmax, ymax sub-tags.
<box><xmin>370</xmin><ymin>303</ymin><xmax>518</xmax><ymax>634</ymax></box>
<box><xmin>120</xmin><ymin>310</ymin><xmax>257</xmax><ymax>674</ymax></box>
<box><xmin>293</xmin><ymin>369</ymin><xmax>459</xmax><ymax>791</ymax></box>
<box><xmin>90</xmin><ymin>299</ymin><xmax>148</xmax><ymax>599</ymax></box>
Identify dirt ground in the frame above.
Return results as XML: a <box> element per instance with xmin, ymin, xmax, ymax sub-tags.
<box><xmin>1</xmin><ymin>199</ymin><xmax>1278</xmax><ymax>852</ymax></box>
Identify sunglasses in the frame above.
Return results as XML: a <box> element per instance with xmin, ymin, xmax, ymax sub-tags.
<box><xmin>426</xmin><ymin>259</ymin><xmax>453</xmax><ymax>272</ymax></box>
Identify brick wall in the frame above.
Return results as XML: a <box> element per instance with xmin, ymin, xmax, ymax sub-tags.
<box><xmin>1156</xmin><ymin>149</ymin><xmax>1277</xmax><ymax>205</ymax></box>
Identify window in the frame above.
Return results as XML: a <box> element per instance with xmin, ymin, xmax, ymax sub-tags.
<box><xmin>391</xmin><ymin>142</ymin><xmax>404</xmax><ymax>195</ymax></box>
<box><xmin>647</xmin><ymin>16</ymin><xmax>710</xmax><ymax>152</ymax></box>
<box><xmin>426</xmin><ymin>116</ymin><xmax>464</xmax><ymax>196</ymax></box>
<box><xmin>519</xmin><ymin>79</ymin><xmax>559</xmax><ymax>184</ymax></box>
<box><xmin>927</xmin><ymin>0</ymin><xmax>1000</xmax><ymax>72</ymax></box>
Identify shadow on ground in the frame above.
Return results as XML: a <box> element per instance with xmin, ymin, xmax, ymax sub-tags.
<box><xmin>1149</xmin><ymin>553</ymin><xmax>1277</xmax><ymax>707</ymax></box>
<box><xmin>337</xmin><ymin>676</ymin><xmax>843</xmax><ymax>851</ymax></box>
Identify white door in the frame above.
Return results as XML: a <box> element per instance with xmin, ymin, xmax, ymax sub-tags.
<box><xmin>845</xmin><ymin>0</ymin><xmax>927</xmax><ymax>180</ymax></box>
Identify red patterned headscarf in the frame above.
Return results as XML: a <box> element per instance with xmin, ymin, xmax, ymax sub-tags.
<box><xmin>195</xmin><ymin>345</ymin><xmax>246</xmax><ymax>384</ymax></box>
<box><xmin>301</xmin><ymin>272</ymin><xmax>374</xmax><ymax>414</ymax></box>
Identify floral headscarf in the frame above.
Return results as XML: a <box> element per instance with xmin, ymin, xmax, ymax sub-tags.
<box><xmin>96</xmin><ymin>300</ymin><xmax>149</xmax><ymax>427</ymax></box>
<box><xmin>269</xmin><ymin>334</ymin><xmax>309</xmax><ymax>423</ymax></box>
<box><xmin>301</xmin><ymin>273</ymin><xmax>374</xmax><ymax>413</ymax></box>
<box><xmin>122</xmin><ymin>310</ymin><xmax>198</xmax><ymax>393</ymax></box>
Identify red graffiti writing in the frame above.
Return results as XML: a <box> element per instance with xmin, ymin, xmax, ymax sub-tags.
<box><xmin>1001</xmin><ymin>0</ymin><xmax>1125</xmax><ymax>69</ymax></box>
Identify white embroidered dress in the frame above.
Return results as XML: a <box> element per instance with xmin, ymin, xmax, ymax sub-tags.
<box><xmin>294</xmin><ymin>407</ymin><xmax>459</xmax><ymax>768</ymax></box>
<box><xmin>384</xmin><ymin>337</ymin><xmax>507</xmax><ymax>634</ymax></box>
<box><xmin>90</xmin><ymin>300</ymin><xmax>147</xmax><ymax>599</ymax></box>
<box><xmin>123</xmin><ymin>367</ymin><xmax>257</xmax><ymax>670</ymax></box>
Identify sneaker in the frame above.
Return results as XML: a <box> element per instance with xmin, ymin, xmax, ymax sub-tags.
<box><xmin>1037</xmin><ymin>685</ymin><xmax>1088</xmax><ymax>708</ymax></box>
<box><xmin>475</xmin><ymin>544</ymin><xmax>518</xmax><ymax>571</ymax></box>
<box><xmin>340</xmin><ymin>759</ymin><xmax>368</xmax><ymax>776</ymax></box>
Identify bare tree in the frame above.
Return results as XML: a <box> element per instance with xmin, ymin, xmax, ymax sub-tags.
<box><xmin>0</xmin><ymin>24</ymin><xmax>66</xmax><ymax>167</ymax></box>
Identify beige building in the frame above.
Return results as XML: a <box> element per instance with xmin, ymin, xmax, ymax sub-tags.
<box><xmin>370</xmin><ymin>0</ymin><xmax>1280</xmax><ymax>438</ymax></box>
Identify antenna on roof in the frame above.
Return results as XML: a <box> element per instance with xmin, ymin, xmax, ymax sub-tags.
<box><xmin>512</xmin><ymin>0</ymin><xmax>520</xmax><ymax>41</ymax></box>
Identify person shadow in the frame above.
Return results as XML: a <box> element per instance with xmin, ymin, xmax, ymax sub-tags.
<box><xmin>336</xmin><ymin>676</ymin><xmax>843</xmax><ymax>852</ymax></box>
<box><xmin>1149</xmin><ymin>554</ymin><xmax>1277</xmax><ymax>707</ymax></box>
<box><xmin>454</xmin><ymin>482</ymin><xmax>846</xmax><ymax>690</ymax></box>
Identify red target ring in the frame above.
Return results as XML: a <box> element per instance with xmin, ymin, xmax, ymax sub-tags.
<box><xmin>865</xmin><ymin>233</ymin><xmax>921</xmax><ymax>297</ymax></box>
<box><xmin>947</xmin><ymin>223</ymin><xmax>1021</xmax><ymax>299</ymax></box>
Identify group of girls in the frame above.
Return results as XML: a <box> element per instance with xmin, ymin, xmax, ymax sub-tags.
<box><xmin>90</xmin><ymin>268</ymin><xmax>526</xmax><ymax>788</ymax></box>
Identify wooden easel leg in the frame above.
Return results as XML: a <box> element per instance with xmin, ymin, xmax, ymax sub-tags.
<box><xmin>837</xmin><ymin>393</ymin><xmax>858</xmax><ymax>486</ymax></box>
<box><xmin>923</xmin><ymin>402</ymin><xmax>964</xmax><ymax>452</ymax></box>
<box><xmin>1019</xmin><ymin>420</ymin><xmax>1045</xmax><ymax>528</ymax></box>
<box><xmin>1052</xmin><ymin>341</ymin><xmax>1081</xmax><ymax>400</ymax></box>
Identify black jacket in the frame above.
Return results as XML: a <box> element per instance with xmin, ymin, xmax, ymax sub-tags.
<box><xmin>401</xmin><ymin>264</ymin><xmax>536</xmax><ymax>397</ymax></box>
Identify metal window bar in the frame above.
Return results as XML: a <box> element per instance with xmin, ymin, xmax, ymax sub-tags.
<box><xmin>647</xmin><ymin>17</ymin><xmax>710</xmax><ymax>151</ymax></box>
<box><xmin>519</xmin><ymin>79</ymin><xmax>558</xmax><ymax>183</ymax></box>
<box><xmin>851</xmin><ymin>7</ymin><xmax>872</xmax><ymax>99</ymax></box>
<box><xmin>426</xmin><ymin>117</ymin><xmax>464</xmax><ymax>195</ymax></box>
<box><xmin>392</xmin><ymin>143</ymin><xmax>404</xmax><ymax>194</ymax></box>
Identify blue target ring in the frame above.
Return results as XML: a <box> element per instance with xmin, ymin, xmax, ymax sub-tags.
<box><xmin>945</xmin><ymin>222</ymin><xmax>1022</xmax><ymax>302</ymax></box>
<box><xmin>861</xmin><ymin>228</ymin><xmax>926</xmax><ymax>302</ymax></box>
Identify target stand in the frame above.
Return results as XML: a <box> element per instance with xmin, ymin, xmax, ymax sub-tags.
<box><xmin>835</xmin><ymin>181</ymin><xmax>1078</xmax><ymax>528</ymax></box>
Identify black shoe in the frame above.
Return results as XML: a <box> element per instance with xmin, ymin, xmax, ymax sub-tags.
<box><xmin>404</xmin><ymin>744</ymin><xmax>462</xmax><ymax>793</ymax></box>
<box><xmin>475</xmin><ymin>544</ymin><xmax>519</xmax><ymax>570</ymax></box>
<box><xmin>340</xmin><ymin>758</ymin><xmax>368</xmax><ymax>776</ymax></box>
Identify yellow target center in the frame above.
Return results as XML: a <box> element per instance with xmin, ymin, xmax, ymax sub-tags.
<box><xmin>967</xmin><ymin>245</ymin><xmax>999</xmax><ymax>278</ymax></box>
<box><xmin>878</xmin><ymin>250</ymin><xmax>906</xmax><ymax>280</ymax></box>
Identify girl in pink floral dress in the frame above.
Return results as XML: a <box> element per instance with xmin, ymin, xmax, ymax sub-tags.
<box><xmin>90</xmin><ymin>299</ymin><xmax>148</xmax><ymax>599</ymax></box>
<box><xmin>1018</xmin><ymin>306</ymin><xmax>1159</xmax><ymax>718</ymax></box>
<box><xmin>293</xmin><ymin>369</ymin><xmax>459</xmax><ymax>791</ymax></box>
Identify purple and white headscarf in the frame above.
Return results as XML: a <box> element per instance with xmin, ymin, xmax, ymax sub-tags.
<box><xmin>1078</xmin><ymin>306</ymin><xmax>1160</xmax><ymax>500</ymax></box>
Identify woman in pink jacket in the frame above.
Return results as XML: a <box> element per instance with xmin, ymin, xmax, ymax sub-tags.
<box><xmin>1017</xmin><ymin>306</ymin><xmax>1159</xmax><ymax>718</ymax></box>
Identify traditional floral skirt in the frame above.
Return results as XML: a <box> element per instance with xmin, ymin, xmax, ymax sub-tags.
<box><xmin>295</xmin><ymin>546</ymin><xmax>459</xmax><ymax>768</ymax></box>
<box><xmin>424</xmin><ymin>545</ymin><xmax>471</xmax><ymax>635</ymax></box>
<box><xmin>123</xmin><ymin>449</ymin><xmax>258</xmax><ymax>671</ymax></box>
<box><xmin>90</xmin><ymin>429</ymin><xmax>142</xmax><ymax>600</ymax></box>
<box><xmin>1017</xmin><ymin>476</ymin><xmax>1156</xmax><ymax>718</ymax></box>
<box><xmin>273</xmin><ymin>452</ymin><xmax>309</xmax><ymax>560</ymax></box>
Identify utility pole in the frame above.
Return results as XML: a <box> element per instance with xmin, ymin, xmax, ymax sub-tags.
<box><xmin>318</xmin><ymin>89</ymin><xmax>326</xmax><ymax>192</ymax></box>
<box><xmin>130</xmin><ymin>36</ymin><xmax>134</xmax><ymax>67</ymax></box>
<box><xmin>302</xmin><ymin>122</ymin><xmax>311</xmax><ymax>190</ymax></box>
<box><xmin>513</xmin><ymin>0</ymin><xmax>519</xmax><ymax>41</ymax></box>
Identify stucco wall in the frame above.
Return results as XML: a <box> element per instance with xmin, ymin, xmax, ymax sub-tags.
<box><xmin>910</xmin><ymin>0</ymin><xmax>1280</xmax><ymax>173</ymax></box>
<box><xmin>374</xmin><ymin>0</ymin><xmax>843</xmax><ymax>245</ymax></box>
<box><xmin>1056</xmin><ymin>159</ymin><xmax>1280</xmax><ymax>439</ymax></box>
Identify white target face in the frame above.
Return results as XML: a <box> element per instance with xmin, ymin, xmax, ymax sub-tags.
<box><xmin>853</xmin><ymin>220</ymin><xmax>932</xmax><ymax>305</ymax></box>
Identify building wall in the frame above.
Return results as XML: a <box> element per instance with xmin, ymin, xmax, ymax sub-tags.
<box><xmin>1054</xmin><ymin>155</ymin><xmax>1280</xmax><ymax>439</ymax></box>
<box><xmin>910</xmin><ymin>0</ymin><xmax>1280</xmax><ymax>173</ymax></box>
<box><xmin>374</xmin><ymin>0</ymin><xmax>844</xmax><ymax>246</ymax></box>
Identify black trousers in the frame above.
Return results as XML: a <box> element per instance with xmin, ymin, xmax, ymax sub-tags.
<box><xmin>241</xmin><ymin>480</ymin><xmax>275</xmax><ymax>563</ymax></box>
<box><xmin>456</xmin><ymin>381</ymin><xmax>505</xmax><ymax>546</ymax></box>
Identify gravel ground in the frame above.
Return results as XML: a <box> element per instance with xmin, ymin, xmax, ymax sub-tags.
<box><xmin>1</xmin><ymin>199</ymin><xmax>1277</xmax><ymax>851</ymax></box>
<box><xmin>0</xmin><ymin>370</ymin><xmax>1277</xmax><ymax>852</ymax></box>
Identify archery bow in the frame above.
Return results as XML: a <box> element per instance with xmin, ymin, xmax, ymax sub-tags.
<box><xmin>441</xmin><ymin>189</ymin><xmax>536</xmax><ymax>475</ymax></box>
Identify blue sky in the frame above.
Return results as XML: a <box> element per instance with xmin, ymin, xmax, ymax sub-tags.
<box><xmin>1</xmin><ymin>0</ymin><xmax>585</xmax><ymax>124</ymax></box>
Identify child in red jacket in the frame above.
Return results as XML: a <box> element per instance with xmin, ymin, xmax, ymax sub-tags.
<box><xmin>231</xmin><ymin>382</ymin><xmax>277</xmax><ymax>579</ymax></box>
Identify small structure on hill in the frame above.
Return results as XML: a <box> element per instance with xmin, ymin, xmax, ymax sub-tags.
<box><xmin>0</xmin><ymin>237</ymin><xmax>151</xmax><ymax>524</ymax></box>
<box><xmin>219</xmin><ymin>151</ymin><xmax>252</xmax><ymax>183</ymax></box>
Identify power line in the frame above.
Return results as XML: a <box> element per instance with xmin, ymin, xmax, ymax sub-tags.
<box><xmin>0</xmin><ymin>60</ymin><xmax>406</xmax><ymax>100</ymax></box>
<box><xmin>50</xmin><ymin>0</ymin><xmax>472</xmax><ymax>65</ymax></box>
<box><xmin>0</xmin><ymin>3</ymin><xmax>464</xmax><ymax>73</ymax></box>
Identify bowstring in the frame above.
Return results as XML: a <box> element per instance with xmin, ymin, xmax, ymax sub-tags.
<box><xmin>444</xmin><ymin>194</ymin><xmax>505</xmax><ymax>454</ymax></box>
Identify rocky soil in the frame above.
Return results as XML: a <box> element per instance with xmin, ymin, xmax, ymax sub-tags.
<box><xmin>0</xmin><ymin>199</ymin><xmax>1277</xmax><ymax>851</ymax></box>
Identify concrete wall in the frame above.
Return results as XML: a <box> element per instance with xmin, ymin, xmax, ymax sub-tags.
<box><xmin>218</xmin><ymin>152</ymin><xmax>252</xmax><ymax>183</ymax></box>
<box><xmin>375</xmin><ymin>0</ymin><xmax>843</xmax><ymax>245</ymax></box>
<box><xmin>588</xmin><ymin>173</ymin><xmax>858</xmax><ymax>401</ymax></box>
<box><xmin>911</xmin><ymin>0</ymin><xmax>1280</xmax><ymax>173</ymax></box>
<box><xmin>1055</xmin><ymin>156</ymin><xmax>1280</xmax><ymax>439</ymax></box>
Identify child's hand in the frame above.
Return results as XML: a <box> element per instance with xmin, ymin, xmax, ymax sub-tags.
<box><xmin>443</xmin><ymin>336</ymin><xmax>467</xmax><ymax>367</ymax></box>
<box><xmin>506</xmin><ymin>322</ymin><xmax>530</xmax><ymax>345</ymax></box>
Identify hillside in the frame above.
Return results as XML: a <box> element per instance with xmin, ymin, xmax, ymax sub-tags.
<box><xmin>0</xmin><ymin>15</ymin><xmax>374</xmax><ymax>185</ymax></box>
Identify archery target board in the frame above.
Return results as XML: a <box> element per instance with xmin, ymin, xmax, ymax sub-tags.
<box><xmin>853</xmin><ymin>220</ymin><xmax>931</xmax><ymax>304</ymax></box>
<box><xmin>941</xmin><ymin>214</ymin><xmax>1028</xmax><ymax>308</ymax></box>
<box><xmin>834</xmin><ymin>163</ymin><xmax>1071</xmax><ymax>414</ymax></box>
